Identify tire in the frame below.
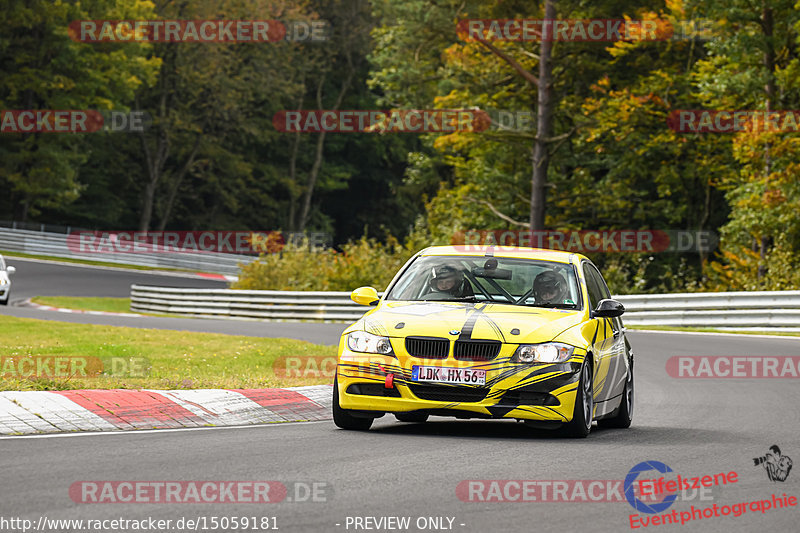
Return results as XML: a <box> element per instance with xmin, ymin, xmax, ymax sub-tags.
<box><xmin>562</xmin><ymin>360</ymin><xmax>593</xmax><ymax>438</ymax></box>
<box><xmin>395</xmin><ymin>412</ymin><xmax>429</xmax><ymax>423</ymax></box>
<box><xmin>332</xmin><ymin>377</ymin><xmax>373</xmax><ymax>431</ymax></box>
<box><xmin>599</xmin><ymin>363</ymin><xmax>633</xmax><ymax>429</ymax></box>
<box><xmin>0</xmin><ymin>298</ymin><xmax>7</xmax><ymax>306</ymax></box>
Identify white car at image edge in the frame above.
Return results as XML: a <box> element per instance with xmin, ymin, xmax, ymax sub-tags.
<box><xmin>0</xmin><ymin>255</ymin><xmax>16</xmax><ymax>305</ymax></box>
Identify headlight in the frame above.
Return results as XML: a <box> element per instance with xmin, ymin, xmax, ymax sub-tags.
<box><xmin>512</xmin><ymin>342</ymin><xmax>575</xmax><ymax>363</ymax></box>
<box><xmin>347</xmin><ymin>331</ymin><xmax>394</xmax><ymax>355</ymax></box>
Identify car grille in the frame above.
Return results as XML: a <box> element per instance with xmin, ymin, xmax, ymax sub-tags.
<box><xmin>405</xmin><ymin>337</ymin><xmax>449</xmax><ymax>359</ymax></box>
<box><xmin>408</xmin><ymin>384</ymin><xmax>490</xmax><ymax>403</ymax></box>
<box><xmin>453</xmin><ymin>340</ymin><xmax>501</xmax><ymax>361</ymax></box>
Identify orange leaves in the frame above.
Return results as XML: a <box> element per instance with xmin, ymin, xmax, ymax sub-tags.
<box><xmin>763</xmin><ymin>189</ymin><xmax>787</xmax><ymax>207</ymax></box>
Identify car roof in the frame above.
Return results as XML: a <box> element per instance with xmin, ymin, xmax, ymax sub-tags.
<box><xmin>418</xmin><ymin>245</ymin><xmax>586</xmax><ymax>264</ymax></box>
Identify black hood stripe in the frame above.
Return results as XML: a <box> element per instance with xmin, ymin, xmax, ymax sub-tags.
<box><xmin>457</xmin><ymin>306</ymin><xmax>483</xmax><ymax>341</ymax></box>
<box><xmin>457</xmin><ymin>303</ymin><xmax>507</xmax><ymax>343</ymax></box>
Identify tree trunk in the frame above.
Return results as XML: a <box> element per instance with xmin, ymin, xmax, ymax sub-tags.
<box><xmin>137</xmin><ymin>48</ymin><xmax>174</xmax><ymax>232</ymax></box>
<box><xmin>139</xmin><ymin>181</ymin><xmax>157</xmax><ymax>232</ymax></box>
<box><xmin>758</xmin><ymin>3</ymin><xmax>775</xmax><ymax>280</ymax></box>
<box><xmin>157</xmin><ymin>136</ymin><xmax>202</xmax><ymax>231</ymax></box>
<box><xmin>529</xmin><ymin>0</ymin><xmax>556</xmax><ymax>231</ymax></box>
<box><xmin>19</xmin><ymin>198</ymin><xmax>29</xmax><ymax>223</ymax></box>
<box><xmin>297</xmin><ymin>63</ymin><xmax>354</xmax><ymax>232</ymax></box>
<box><xmin>287</xmin><ymin>130</ymin><xmax>301</xmax><ymax>231</ymax></box>
<box><xmin>137</xmin><ymin>110</ymin><xmax>170</xmax><ymax>232</ymax></box>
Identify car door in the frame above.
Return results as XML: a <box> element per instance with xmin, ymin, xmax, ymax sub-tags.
<box><xmin>582</xmin><ymin>262</ymin><xmax>628</xmax><ymax>414</ymax></box>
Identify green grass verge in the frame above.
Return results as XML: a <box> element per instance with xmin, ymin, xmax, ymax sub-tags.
<box><xmin>32</xmin><ymin>296</ymin><xmax>132</xmax><ymax>314</ymax></box>
<box><xmin>0</xmin><ymin>250</ymin><xmax>195</xmax><ymax>273</ymax></box>
<box><xmin>628</xmin><ymin>325</ymin><xmax>800</xmax><ymax>337</ymax></box>
<box><xmin>0</xmin><ymin>316</ymin><xmax>336</xmax><ymax>391</ymax></box>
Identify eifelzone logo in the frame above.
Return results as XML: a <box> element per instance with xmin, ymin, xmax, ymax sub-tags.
<box><xmin>753</xmin><ymin>445</ymin><xmax>793</xmax><ymax>482</ymax></box>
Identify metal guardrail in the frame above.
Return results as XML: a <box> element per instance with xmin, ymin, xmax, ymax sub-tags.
<box><xmin>0</xmin><ymin>227</ymin><xmax>255</xmax><ymax>275</ymax></box>
<box><xmin>131</xmin><ymin>286</ymin><xmax>365</xmax><ymax>321</ymax></box>
<box><xmin>613</xmin><ymin>291</ymin><xmax>800</xmax><ymax>329</ymax></box>
<box><xmin>129</xmin><ymin>286</ymin><xmax>800</xmax><ymax>329</ymax></box>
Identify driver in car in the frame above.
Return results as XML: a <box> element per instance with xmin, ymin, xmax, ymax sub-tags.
<box><xmin>533</xmin><ymin>270</ymin><xmax>567</xmax><ymax>305</ymax></box>
<box><xmin>427</xmin><ymin>265</ymin><xmax>474</xmax><ymax>299</ymax></box>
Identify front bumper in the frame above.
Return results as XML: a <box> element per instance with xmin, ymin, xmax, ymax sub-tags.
<box><xmin>336</xmin><ymin>347</ymin><xmax>585</xmax><ymax>423</ymax></box>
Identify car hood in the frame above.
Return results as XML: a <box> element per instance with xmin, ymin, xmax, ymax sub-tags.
<box><xmin>354</xmin><ymin>301</ymin><xmax>584</xmax><ymax>344</ymax></box>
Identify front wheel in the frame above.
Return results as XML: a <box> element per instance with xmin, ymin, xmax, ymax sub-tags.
<box><xmin>332</xmin><ymin>378</ymin><xmax>373</xmax><ymax>431</ymax></box>
<box><xmin>599</xmin><ymin>364</ymin><xmax>633</xmax><ymax>429</ymax></box>
<box><xmin>562</xmin><ymin>361</ymin><xmax>593</xmax><ymax>438</ymax></box>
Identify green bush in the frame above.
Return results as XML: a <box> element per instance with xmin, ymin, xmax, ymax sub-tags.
<box><xmin>233</xmin><ymin>236</ymin><xmax>418</xmax><ymax>291</ymax></box>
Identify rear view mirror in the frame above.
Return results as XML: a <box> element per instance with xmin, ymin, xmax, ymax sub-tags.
<box><xmin>472</xmin><ymin>267</ymin><xmax>512</xmax><ymax>280</ymax></box>
<box><xmin>351</xmin><ymin>286</ymin><xmax>379</xmax><ymax>306</ymax></box>
<box><xmin>592</xmin><ymin>298</ymin><xmax>624</xmax><ymax>318</ymax></box>
<box><xmin>6</xmin><ymin>266</ymin><xmax>15</xmax><ymax>275</ymax></box>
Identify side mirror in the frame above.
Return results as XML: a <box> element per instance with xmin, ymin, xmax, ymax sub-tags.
<box><xmin>351</xmin><ymin>286</ymin><xmax>379</xmax><ymax>306</ymax></box>
<box><xmin>592</xmin><ymin>298</ymin><xmax>624</xmax><ymax>318</ymax></box>
<box><xmin>6</xmin><ymin>266</ymin><xmax>15</xmax><ymax>275</ymax></box>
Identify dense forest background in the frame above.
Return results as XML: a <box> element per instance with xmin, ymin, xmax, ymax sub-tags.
<box><xmin>2</xmin><ymin>0</ymin><xmax>800</xmax><ymax>293</ymax></box>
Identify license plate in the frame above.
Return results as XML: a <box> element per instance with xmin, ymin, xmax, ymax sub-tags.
<box><xmin>411</xmin><ymin>365</ymin><xmax>486</xmax><ymax>385</ymax></box>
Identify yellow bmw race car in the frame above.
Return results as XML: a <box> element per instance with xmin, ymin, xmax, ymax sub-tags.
<box><xmin>333</xmin><ymin>246</ymin><xmax>634</xmax><ymax>438</ymax></box>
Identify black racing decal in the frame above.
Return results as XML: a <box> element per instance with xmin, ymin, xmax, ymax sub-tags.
<box><xmin>457</xmin><ymin>303</ymin><xmax>507</xmax><ymax>342</ymax></box>
<box><xmin>457</xmin><ymin>306</ymin><xmax>483</xmax><ymax>341</ymax></box>
<box><xmin>592</xmin><ymin>321</ymin><xmax>599</xmax><ymax>344</ymax></box>
<box><xmin>486</xmin><ymin>405</ymin><xmax>567</xmax><ymax>421</ymax></box>
<box><xmin>486</xmin><ymin>405</ymin><xmax>516</xmax><ymax>417</ymax></box>
<box><xmin>485</xmin><ymin>363</ymin><xmax>566</xmax><ymax>388</ymax></box>
<box><xmin>481</xmin><ymin>312</ymin><xmax>507</xmax><ymax>343</ymax></box>
<box><xmin>506</xmin><ymin>370</ymin><xmax>580</xmax><ymax>391</ymax></box>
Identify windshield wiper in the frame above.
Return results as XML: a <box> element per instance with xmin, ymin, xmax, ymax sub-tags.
<box><xmin>524</xmin><ymin>303</ymin><xmax>577</xmax><ymax>310</ymax></box>
<box><xmin>421</xmin><ymin>296</ymin><xmax>477</xmax><ymax>303</ymax></box>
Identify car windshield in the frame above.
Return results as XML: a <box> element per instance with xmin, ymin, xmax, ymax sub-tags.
<box><xmin>385</xmin><ymin>255</ymin><xmax>581</xmax><ymax>310</ymax></box>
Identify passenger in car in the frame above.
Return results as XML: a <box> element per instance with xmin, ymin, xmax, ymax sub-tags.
<box><xmin>533</xmin><ymin>270</ymin><xmax>567</xmax><ymax>305</ymax></box>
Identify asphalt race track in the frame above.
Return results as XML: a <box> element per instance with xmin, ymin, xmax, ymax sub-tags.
<box><xmin>0</xmin><ymin>332</ymin><xmax>797</xmax><ymax>533</ymax></box>
<box><xmin>4</xmin><ymin>256</ymin><xmax>229</xmax><ymax>300</ymax></box>
<box><xmin>0</xmin><ymin>258</ymin><xmax>346</xmax><ymax>344</ymax></box>
<box><xmin>1</xmin><ymin>260</ymin><xmax>798</xmax><ymax>532</ymax></box>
